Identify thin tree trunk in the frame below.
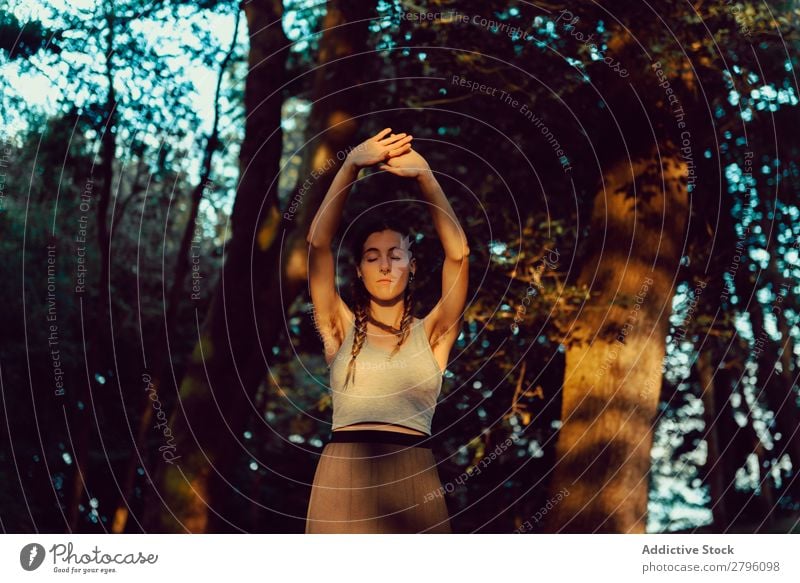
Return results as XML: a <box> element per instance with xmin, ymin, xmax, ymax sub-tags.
<box><xmin>67</xmin><ymin>1</ymin><xmax>117</xmax><ymax>532</ymax></box>
<box><xmin>142</xmin><ymin>0</ymin><xmax>290</xmax><ymax>533</ymax></box>
<box><xmin>145</xmin><ymin>0</ymin><xmax>381</xmax><ymax>534</ymax></box>
<box><xmin>766</xmin><ymin>265</ymin><xmax>800</xmax><ymax>496</ymax></box>
<box><xmin>544</xmin><ymin>144</ymin><xmax>689</xmax><ymax>533</ymax></box>
<box><xmin>774</xmin><ymin>314</ymin><xmax>800</xmax><ymax>479</ymax></box>
<box><xmin>110</xmin><ymin>8</ymin><xmax>240</xmax><ymax>533</ymax></box>
<box><xmin>696</xmin><ymin>344</ymin><xmax>729</xmax><ymax>530</ymax></box>
<box><xmin>711</xmin><ymin>359</ymin><xmax>744</xmax><ymax>531</ymax></box>
<box><xmin>204</xmin><ymin>0</ymin><xmax>379</xmax><ymax>533</ymax></box>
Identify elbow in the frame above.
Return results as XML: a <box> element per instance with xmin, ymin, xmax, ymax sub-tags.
<box><xmin>306</xmin><ymin>232</ymin><xmax>325</xmax><ymax>249</ymax></box>
<box><xmin>446</xmin><ymin>245</ymin><xmax>470</xmax><ymax>262</ymax></box>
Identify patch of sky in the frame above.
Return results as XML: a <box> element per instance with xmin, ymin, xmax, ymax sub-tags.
<box><xmin>283</xmin><ymin>0</ymin><xmax>326</xmax><ymax>53</ymax></box>
<box><xmin>648</xmin><ymin>407</ymin><xmax>714</xmax><ymax>532</ymax></box>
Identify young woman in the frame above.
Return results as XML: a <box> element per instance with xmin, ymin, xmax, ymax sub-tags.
<box><xmin>304</xmin><ymin>127</ymin><xmax>470</xmax><ymax>533</ymax></box>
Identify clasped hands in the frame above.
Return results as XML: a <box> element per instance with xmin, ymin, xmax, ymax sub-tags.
<box><xmin>346</xmin><ymin>127</ymin><xmax>432</xmax><ymax>180</ymax></box>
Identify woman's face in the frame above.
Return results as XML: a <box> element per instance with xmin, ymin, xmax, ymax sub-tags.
<box><xmin>357</xmin><ymin>229</ymin><xmax>416</xmax><ymax>300</ymax></box>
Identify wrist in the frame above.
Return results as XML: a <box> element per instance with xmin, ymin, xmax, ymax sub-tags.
<box><xmin>416</xmin><ymin>168</ymin><xmax>435</xmax><ymax>185</ymax></box>
<box><xmin>341</xmin><ymin>156</ymin><xmax>360</xmax><ymax>174</ymax></box>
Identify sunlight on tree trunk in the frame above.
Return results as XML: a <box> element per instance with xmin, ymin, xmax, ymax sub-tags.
<box><xmin>544</xmin><ymin>145</ymin><xmax>688</xmax><ymax>533</ymax></box>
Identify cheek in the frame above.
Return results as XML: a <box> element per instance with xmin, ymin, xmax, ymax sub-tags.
<box><xmin>393</xmin><ymin>260</ymin><xmax>410</xmax><ymax>275</ymax></box>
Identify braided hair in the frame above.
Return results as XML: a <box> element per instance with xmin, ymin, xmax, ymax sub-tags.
<box><xmin>342</xmin><ymin>217</ymin><xmax>417</xmax><ymax>390</ymax></box>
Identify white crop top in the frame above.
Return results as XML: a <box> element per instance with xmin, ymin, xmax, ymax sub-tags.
<box><xmin>327</xmin><ymin>316</ymin><xmax>444</xmax><ymax>436</ymax></box>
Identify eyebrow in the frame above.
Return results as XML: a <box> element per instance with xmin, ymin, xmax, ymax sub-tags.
<box><xmin>363</xmin><ymin>246</ymin><xmax>408</xmax><ymax>253</ymax></box>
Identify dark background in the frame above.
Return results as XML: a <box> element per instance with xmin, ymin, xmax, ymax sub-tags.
<box><xmin>0</xmin><ymin>0</ymin><xmax>799</xmax><ymax>533</ymax></box>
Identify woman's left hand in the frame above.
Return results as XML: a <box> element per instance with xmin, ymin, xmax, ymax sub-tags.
<box><xmin>378</xmin><ymin>148</ymin><xmax>432</xmax><ymax>180</ymax></box>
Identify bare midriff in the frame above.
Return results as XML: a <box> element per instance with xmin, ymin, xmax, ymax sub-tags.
<box><xmin>333</xmin><ymin>421</ymin><xmax>428</xmax><ymax>436</ymax></box>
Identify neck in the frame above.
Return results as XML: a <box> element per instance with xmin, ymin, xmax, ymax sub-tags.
<box><xmin>367</xmin><ymin>297</ymin><xmax>405</xmax><ymax>329</ymax></box>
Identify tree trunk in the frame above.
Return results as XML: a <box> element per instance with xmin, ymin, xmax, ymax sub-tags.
<box><xmin>67</xmin><ymin>1</ymin><xmax>117</xmax><ymax>532</ymax></box>
<box><xmin>696</xmin><ymin>344</ymin><xmax>729</xmax><ymax>530</ymax></box>
<box><xmin>141</xmin><ymin>0</ymin><xmax>289</xmax><ymax>533</ymax></box>
<box><xmin>205</xmin><ymin>0</ymin><xmax>378</xmax><ymax>533</ymax></box>
<box><xmin>766</xmin><ymin>267</ymin><xmax>800</xmax><ymax>498</ymax></box>
<box><xmin>774</xmin><ymin>314</ymin><xmax>800</xmax><ymax>478</ymax></box>
<box><xmin>110</xmin><ymin>8</ymin><xmax>240</xmax><ymax>534</ymax></box>
<box><xmin>144</xmin><ymin>0</ymin><xmax>377</xmax><ymax>533</ymax></box>
<box><xmin>543</xmin><ymin>144</ymin><xmax>689</xmax><ymax>533</ymax></box>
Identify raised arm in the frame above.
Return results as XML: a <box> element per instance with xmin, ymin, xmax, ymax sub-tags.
<box><xmin>306</xmin><ymin>128</ymin><xmax>413</xmax><ymax>358</ymax></box>
<box><xmin>379</xmin><ymin>148</ymin><xmax>470</xmax><ymax>340</ymax></box>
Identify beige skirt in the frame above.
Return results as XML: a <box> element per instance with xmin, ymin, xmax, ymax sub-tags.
<box><xmin>305</xmin><ymin>430</ymin><xmax>452</xmax><ymax>534</ymax></box>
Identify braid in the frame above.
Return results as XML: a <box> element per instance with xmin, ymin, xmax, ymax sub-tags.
<box><xmin>343</xmin><ymin>275</ymin><xmax>368</xmax><ymax>390</ymax></box>
<box><xmin>388</xmin><ymin>278</ymin><xmax>415</xmax><ymax>358</ymax></box>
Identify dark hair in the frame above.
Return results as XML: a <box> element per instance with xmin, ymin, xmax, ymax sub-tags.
<box><xmin>341</xmin><ymin>216</ymin><xmax>417</xmax><ymax>389</ymax></box>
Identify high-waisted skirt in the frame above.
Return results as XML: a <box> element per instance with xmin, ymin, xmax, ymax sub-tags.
<box><xmin>305</xmin><ymin>429</ymin><xmax>452</xmax><ymax>533</ymax></box>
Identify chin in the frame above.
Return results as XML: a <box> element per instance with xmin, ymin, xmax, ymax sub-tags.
<box><xmin>370</xmin><ymin>287</ymin><xmax>406</xmax><ymax>301</ymax></box>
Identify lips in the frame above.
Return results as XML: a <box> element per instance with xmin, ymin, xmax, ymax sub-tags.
<box><xmin>377</xmin><ymin>279</ymin><xmax>392</xmax><ymax>283</ymax></box>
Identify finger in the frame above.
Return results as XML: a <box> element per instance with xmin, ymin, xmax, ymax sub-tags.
<box><xmin>380</xmin><ymin>132</ymin><xmax>408</xmax><ymax>144</ymax></box>
<box><xmin>378</xmin><ymin>132</ymin><xmax>410</xmax><ymax>146</ymax></box>
<box><xmin>387</xmin><ymin>143</ymin><xmax>412</xmax><ymax>157</ymax></box>
<box><xmin>386</xmin><ymin>135</ymin><xmax>413</xmax><ymax>149</ymax></box>
<box><xmin>374</xmin><ymin>127</ymin><xmax>392</xmax><ymax>141</ymax></box>
<box><xmin>380</xmin><ymin>165</ymin><xmax>401</xmax><ymax>176</ymax></box>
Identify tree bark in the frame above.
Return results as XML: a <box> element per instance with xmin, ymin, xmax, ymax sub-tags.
<box><xmin>144</xmin><ymin>0</ymin><xmax>377</xmax><ymax>532</ymax></box>
<box><xmin>67</xmin><ymin>1</ymin><xmax>117</xmax><ymax>532</ymax></box>
<box><xmin>696</xmin><ymin>344</ymin><xmax>729</xmax><ymax>530</ymax></box>
<box><xmin>110</xmin><ymin>8</ymin><xmax>240</xmax><ymax>534</ymax></box>
<box><xmin>206</xmin><ymin>0</ymin><xmax>378</xmax><ymax>533</ymax></box>
<box><xmin>543</xmin><ymin>144</ymin><xmax>689</xmax><ymax>533</ymax></box>
<box><xmin>142</xmin><ymin>0</ymin><xmax>289</xmax><ymax>533</ymax></box>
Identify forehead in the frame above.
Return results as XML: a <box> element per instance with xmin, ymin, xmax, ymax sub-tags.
<box><xmin>362</xmin><ymin>230</ymin><xmax>412</xmax><ymax>253</ymax></box>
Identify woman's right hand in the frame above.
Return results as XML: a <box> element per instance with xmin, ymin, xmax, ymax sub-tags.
<box><xmin>346</xmin><ymin>128</ymin><xmax>413</xmax><ymax>169</ymax></box>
